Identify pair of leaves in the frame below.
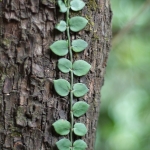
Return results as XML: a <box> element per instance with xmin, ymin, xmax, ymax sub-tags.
<box><xmin>58</xmin><ymin>0</ymin><xmax>85</xmax><ymax>13</ymax></box>
<box><xmin>53</xmin><ymin>119</ymin><xmax>87</xmax><ymax>136</ymax></box>
<box><xmin>54</xmin><ymin>79</ymin><xmax>88</xmax><ymax>97</ymax></box>
<box><xmin>57</xmin><ymin>0</ymin><xmax>87</xmax><ymax>32</ymax></box>
<box><xmin>50</xmin><ymin>39</ymin><xmax>88</xmax><ymax>56</ymax></box>
<box><xmin>58</xmin><ymin>58</ymin><xmax>91</xmax><ymax>76</ymax></box>
<box><xmin>56</xmin><ymin>16</ymin><xmax>88</xmax><ymax>33</ymax></box>
<box><xmin>56</xmin><ymin>138</ymin><xmax>87</xmax><ymax>150</ymax></box>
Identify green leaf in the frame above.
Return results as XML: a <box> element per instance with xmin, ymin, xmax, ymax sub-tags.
<box><xmin>58</xmin><ymin>0</ymin><xmax>67</xmax><ymax>13</ymax></box>
<box><xmin>70</xmin><ymin>0</ymin><xmax>85</xmax><ymax>11</ymax></box>
<box><xmin>72</xmin><ymin>101</ymin><xmax>89</xmax><ymax>117</ymax></box>
<box><xmin>56</xmin><ymin>138</ymin><xmax>71</xmax><ymax>150</ymax></box>
<box><xmin>73</xmin><ymin>140</ymin><xmax>87</xmax><ymax>150</ymax></box>
<box><xmin>58</xmin><ymin>58</ymin><xmax>72</xmax><ymax>73</ymax></box>
<box><xmin>69</xmin><ymin>16</ymin><xmax>88</xmax><ymax>32</ymax></box>
<box><xmin>73</xmin><ymin>60</ymin><xmax>91</xmax><ymax>76</ymax></box>
<box><xmin>53</xmin><ymin>119</ymin><xmax>71</xmax><ymax>135</ymax></box>
<box><xmin>54</xmin><ymin>79</ymin><xmax>70</xmax><ymax>96</ymax></box>
<box><xmin>72</xmin><ymin>39</ymin><xmax>88</xmax><ymax>52</ymax></box>
<box><xmin>55</xmin><ymin>20</ymin><xmax>67</xmax><ymax>32</ymax></box>
<box><xmin>73</xmin><ymin>83</ymin><xmax>89</xmax><ymax>97</ymax></box>
<box><xmin>50</xmin><ymin>40</ymin><xmax>68</xmax><ymax>56</ymax></box>
<box><xmin>73</xmin><ymin>123</ymin><xmax>87</xmax><ymax>136</ymax></box>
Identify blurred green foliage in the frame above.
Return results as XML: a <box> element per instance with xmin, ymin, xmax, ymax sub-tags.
<box><xmin>95</xmin><ymin>0</ymin><xmax>150</xmax><ymax>150</ymax></box>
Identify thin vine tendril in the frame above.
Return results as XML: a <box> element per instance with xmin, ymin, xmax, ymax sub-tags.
<box><xmin>66</xmin><ymin>0</ymin><xmax>74</xmax><ymax>147</ymax></box>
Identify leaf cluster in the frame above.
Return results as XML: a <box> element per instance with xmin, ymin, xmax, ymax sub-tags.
<box><xmin>50</xmin><ymin>0</ymin><xmax>91</xmax><ymax>149</ymax></box>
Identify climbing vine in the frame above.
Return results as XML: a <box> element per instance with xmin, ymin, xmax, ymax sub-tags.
<box><xmin>50</xmin><ymin>0</ymin><xmax>91</xmax><ymax>149</ymax></box>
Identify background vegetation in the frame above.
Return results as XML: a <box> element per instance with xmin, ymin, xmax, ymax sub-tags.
<box><xmin>95</xmin><ymin>0</ymin><xmax>150</xmax><ymax>149</ymax></box>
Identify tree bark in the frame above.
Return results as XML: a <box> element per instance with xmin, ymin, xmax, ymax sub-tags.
<box><xmin>0</xmin><ymin>0</ymin><xmax>112</xmax><ymax>150</ymax></box>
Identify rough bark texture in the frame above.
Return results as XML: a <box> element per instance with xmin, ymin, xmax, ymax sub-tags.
<box><xmin>0</xmin><ymin>0</ymin><xmax>112</xmax><ymax>150</ymax></box>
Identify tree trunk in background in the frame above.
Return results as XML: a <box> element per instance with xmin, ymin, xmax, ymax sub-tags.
<box><xmin>0</xmin><ymin>0</ymin><xmax>112</xmax><ymax>150</ymax></box>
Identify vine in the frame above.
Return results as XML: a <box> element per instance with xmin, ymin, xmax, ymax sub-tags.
<box><xmin>50</xmin><ymin>0</ymin><xmax>91</xmax><ymax>149</ymax></box>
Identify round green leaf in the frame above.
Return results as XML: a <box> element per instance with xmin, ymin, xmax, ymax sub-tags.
<box><xmin>54</xmin><ymin>79</ymin><xmax>70</xmax><ymax>96</ymax></box>
<box><xmin>53</xmin><ymin>119</ymin><xmax>71</xmax><ymax>135</ymax></box>
<box><xmin>72</xmin><ymin>101</ymin><xmax>89</xmax><ymax>117</ymax></box>
<box><xmin>73</xmin><ymin>123</ymin><xmax>87</xmax><ymax>136</ymax></box>
<box><xmin>73</xmin><ymin>60</ymin><xmax>91</xmax><ymax>76</ymax></box>
<box><xmin>55</xmin><ymin>20</ymin><xmax>67</xmax><ymax>32</ymax></box>
<box><xmin>58</xmin><ymin>0</ymin><xmax>67</xmax><ymax>13</ymax></box>
<box><xmin>56</xmin><ymin>138</ymin><xmax>71</xmax><ymax>150</ymax></box>
<box><xmin>69</xmin><ymin>16</ymin><xmax>88</xmax><ymax>32</ymax></box>
<box><xmin>73</xmin><ymin>140</ymin><xmax>87</xmax><ymax>150</ymax></box>
<box><xmin>58</xmin><ymin>58</ymin><xmax>72</xmax><ymax>73</ymax></box>
<box><xmin>72</xmin><ymin>39</ymin><xmax>88</xmax><ymax>52</ymax></box>
<box><xmin>73</xmin><ymin>83</ymin><xmax>89</xmax><ymax>97</ymax></box>
<box><xmin>50</xmin><ymin>40</ymin><xmax>68</xmax><ymax>56</ymax></box>
<box><xmin>70</xmin><ymin>0</ymin><xmax>85</xmax><ymax>11</ymax></box>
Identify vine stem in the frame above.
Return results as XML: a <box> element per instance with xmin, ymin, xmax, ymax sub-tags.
<box><xmin>66</xmin><ymin>0</ymin><xmax>74</xmax><ymax>148</ymax></box>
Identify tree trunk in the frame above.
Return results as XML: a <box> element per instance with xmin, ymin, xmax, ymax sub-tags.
<box><xmin>0</xmin><ymin>0</ymin><xmax>112</xmax><ymax>150</ymax></box>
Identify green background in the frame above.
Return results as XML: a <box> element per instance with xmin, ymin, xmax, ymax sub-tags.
<box><xmin>95</xmin><ymin>0</ymin><xmax>150</xmax><ymax>149</ymax></box>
